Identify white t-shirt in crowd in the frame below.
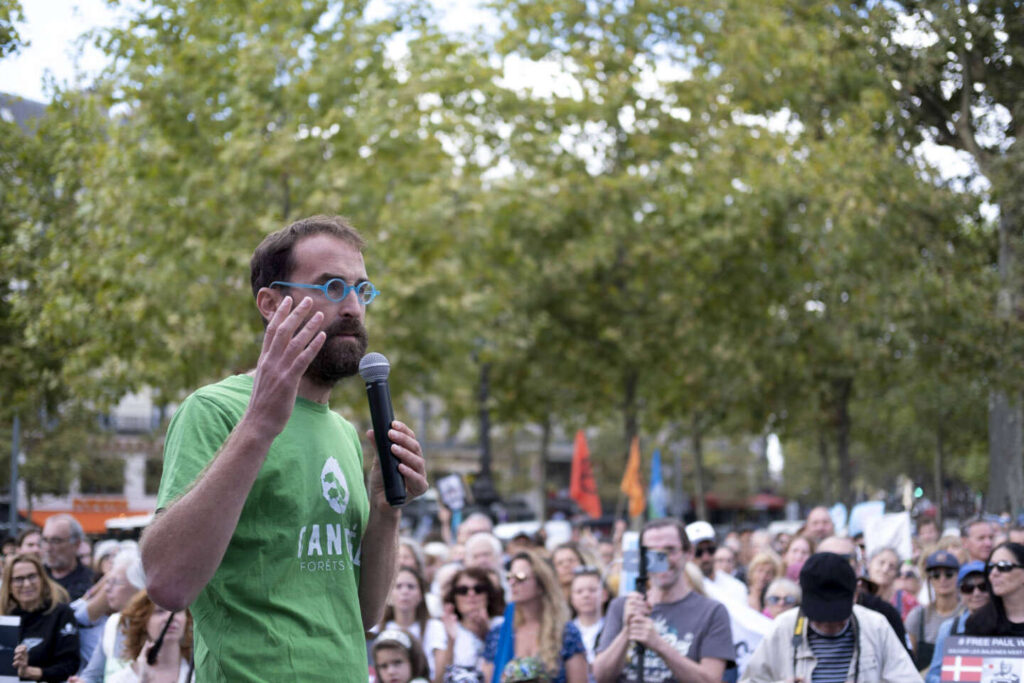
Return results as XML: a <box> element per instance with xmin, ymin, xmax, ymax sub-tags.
<box><xmin>572</xmin><ymin>617</ymin><xmax>605</xmax><ymax>663</ymax></box>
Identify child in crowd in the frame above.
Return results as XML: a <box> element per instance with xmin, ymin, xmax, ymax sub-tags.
<box><xmin>372</xmin><ymin>629</ymin><xmax>431</xmax><ymax>683</ymax></box>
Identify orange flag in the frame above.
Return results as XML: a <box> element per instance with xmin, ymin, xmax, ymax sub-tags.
<box><xmin>620</xmin><ymin>436</ymin><xmax>646</xmax><ymax>518</ymax></box>
<box><xmin>569</xmin><ymin>430</ymin><xmax>602</xmax><ymax>518</ymax></box>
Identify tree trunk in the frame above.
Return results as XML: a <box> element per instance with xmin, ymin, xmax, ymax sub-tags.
<box><xmin>832</xmin><ymin>378</ymin><xmax>853</xmax><ymax>508</ymax></box>
<box><xmin>622</xmin><ymin>368</ymin><xmax>638</xmax><ymax>450</ymax></box>
<box><xmin>471</xmin><ymin>361</ymin><xmax>499</xmax><ymax>506</ymax></box>
<box><xmin>988</xmin><ymin>390</ymin><xmax>1024</xmax><ymax>514</ymax></box>
<box><xmin>538</xmin><ymin>414</ymin><xmax>551</xmax><ymax>521</ymax></box>
<box><xmin>988</xmin><ymin>204</ymin><xmax>1024</xmax><ymax>515</ymax></box>
<box><xmin>692</xmin><ymin>413</ymin><xmax>708</xmax><ymax>522</ymax></box>
<box><xmin>674</xmin><ymin>443</ymin><xmax>687</xmax><ymax>519</ymax></box>
<box><xmin>934</xmin><ymin>424</ymin><xmax>945</xmax><ymax>528</ymax></box>
<box><xmin>818</xmin><ymin>428</ymin><xmax>833</xmax><ymax>503</ymax></box>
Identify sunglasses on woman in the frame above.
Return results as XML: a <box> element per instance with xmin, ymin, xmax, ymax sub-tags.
<box><xmin>765</xmin><ymin>595</ymin><xmax>798</xmax><ymax>606</ymax></box>
<box><xmin>988</xmin><ymin>561</ymin><xmax>1024</xmax><ymax>574</ymax></box>
<box><xmin>454</xmin><ymin>583</ymin><xmax>488</xmax><ymax>596</ymax></box>
<box><xmin>960</xmin><ymin>580</ymin><xmax>988</xmax><ymax>594</ymax></box>
<box><xmin>508</xmin><ymin>571</ymin><xmax>531</xmax><ymax>584</ymax></box>
<box><xmin>927</xmin><ymin>569</ymin><xmax>957</xmax><ymax>580</ymax></box>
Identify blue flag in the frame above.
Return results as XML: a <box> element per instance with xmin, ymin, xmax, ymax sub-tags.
<box><xmin>648</xmin><ymin>449</ymin><xmax>667</xmax><ymax>519</ymax></box>
<box><xmin>491</xmin><ymin>602</ymin><xmax>516</xmax><ymax>683</ymax></box>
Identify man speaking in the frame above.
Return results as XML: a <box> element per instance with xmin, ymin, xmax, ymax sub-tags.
<box><xmin>140</xmin><ymin>216</ymin><xmax>428</xmax><ymax>680</ymax></box>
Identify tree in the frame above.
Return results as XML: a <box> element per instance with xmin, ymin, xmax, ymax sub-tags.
<box><xmin>690</xmin><ymin>1</ymin><xmax>1002</xmax><ymax>507</ymax></box>
<box><xmin>868</xmin><ymin>1</ymin><xmax>1024</xmax><ymax>513</ymax></box>
<box><xmin>0</xmin><ymin>0</ymin><xmax>25</xmax><ymax>59</ymax></box>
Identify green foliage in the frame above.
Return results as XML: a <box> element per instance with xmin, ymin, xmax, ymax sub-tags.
<box><xmin>1</xmin><ymin>0</ymin><xmax>1012</xmax><ymax>511</ymax></box>
<box><xmin>0</xmin><ymin>0</ymin><xmax>25</xmax><ymax>59</ymax></box>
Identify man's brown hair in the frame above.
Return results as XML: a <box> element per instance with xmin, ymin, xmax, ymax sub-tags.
<box><xmin>641</xmin><ymin>518</ymin><xmax>693</xmax><ymax>552</ymax></box>
<box><xmin>250</xmin><ymin>215</ymin><xmax>365</xmax><ymax>299</ymax></box>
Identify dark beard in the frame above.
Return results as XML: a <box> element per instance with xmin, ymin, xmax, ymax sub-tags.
<box><xmin>304</xmin><ymin>317</ymin><xmax>369</xmax><ymax>386</ymax></box>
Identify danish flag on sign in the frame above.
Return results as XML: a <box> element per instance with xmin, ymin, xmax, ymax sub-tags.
<box><xmin>941</xmin><ymin>655</ymin><xmax>984</xmax><ymax>682</ymax></box>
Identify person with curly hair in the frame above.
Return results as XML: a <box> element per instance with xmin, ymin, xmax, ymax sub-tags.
<box><xmin>108</xmin><ymin>592</ymin><xmax>193</xmax><ymax>683</ymax></box>
<box><xmin>2</xmin><ymin>552</ymin><xmax>79</xmax><ymax>682</ymax></box>
<box><xmin>482</xmin><ymin>550</ymin><xmax>586</xmax><ymax>683</ymax></box>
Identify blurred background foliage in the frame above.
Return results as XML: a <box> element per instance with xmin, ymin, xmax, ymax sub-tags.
<box><xmin>2</xmin><ymin>0</ymin><xmax>1022</xmax><ymax>513</ymax></box>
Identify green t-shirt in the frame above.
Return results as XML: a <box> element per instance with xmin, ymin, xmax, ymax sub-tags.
<box><xmin>157</xmin><ymin>374</ymin><xmax>370</xmax><ymax>681</ymax></box>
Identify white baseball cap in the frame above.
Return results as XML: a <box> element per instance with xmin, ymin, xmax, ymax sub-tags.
<box><xmin>686</xmin><ymin>521</ymin><xmax>716</xmax><ymax>545</ymax></box>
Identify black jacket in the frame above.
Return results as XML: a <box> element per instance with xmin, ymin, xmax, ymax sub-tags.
<box><xmin>11</xmin><ymin>602</ymin><xmax>80</xmax><ymax>682</ymax></box>
<box><xmin>857</xmin><ymin>591</ymin><xmax>912</xmax><ymax>657</ymax></box>
<box><xmin>49</xmin><ymin>561</ymin><xmax>94</xmax><ymax>602</ymax></box>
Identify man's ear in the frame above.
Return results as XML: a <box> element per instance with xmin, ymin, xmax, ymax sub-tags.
<box><xmin>255</xmin><ymin>287</ymin><xmax>284</xmax><ymax>323</ymax></box>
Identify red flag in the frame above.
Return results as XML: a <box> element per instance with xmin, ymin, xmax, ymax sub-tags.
<box><xmin>570</xmin><ymin>430</ymin><xmax>602</xmax><ymax>518</ymax></box>
<box><xmin>620</xmin><ymin>436</ymin><xmax>646</xmax><ymax>518</ymax></box>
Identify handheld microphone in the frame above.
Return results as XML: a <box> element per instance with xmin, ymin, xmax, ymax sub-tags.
<box><xmin>358</xmin><ymin>352</ymin><xmax>406</xmax><ymax>507</ymax></box>
<box><xmin>147</xmin><ymin>611</ymin><xmax>177</xmax><ymax>665</ymax></box>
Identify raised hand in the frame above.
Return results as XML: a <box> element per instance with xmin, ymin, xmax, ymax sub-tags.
<box><xmin>441</xmin><ymin>603</ymin><xmax>459</xmax><ymax>641</ymax></box>
<box><xmin>248</xmin><ymin>296</ymin><xmax>326</xmax><ymax>435</ymax></box>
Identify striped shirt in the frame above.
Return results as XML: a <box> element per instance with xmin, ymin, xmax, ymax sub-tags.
<box><xmin>807</xmin><ymin>621</ymin><xmax>855</xmax><ymax>683</ymax></box>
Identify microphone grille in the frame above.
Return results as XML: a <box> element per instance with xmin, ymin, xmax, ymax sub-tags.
<box><xmin>358</xmin><ymin>352</ymin><xmax>391</xmax><ymax>382</ymax></box>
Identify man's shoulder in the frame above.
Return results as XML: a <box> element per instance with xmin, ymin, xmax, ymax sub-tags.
<box><xmin>69</xmin><ymin>560</ymin><xmax>94</xmax><ymax>581</ymax></box>
<box><xmin>187</xmin><ymin>374</ymin><xmax>253</xmax><ymax>405</ymax></box>
<box><xmin>167</xmin><ymin>375</ymin><xmax>252</xmax><ymax>432</ymax></box>
<box><xmin>765</xmin><ymin>606</ymin><xmax>800</xmax><ymax>635</ymax></box>
<box><xmin>661</xmin><ymin>589</ymin><xmax>728</xmax><ymax>620</ymax></box>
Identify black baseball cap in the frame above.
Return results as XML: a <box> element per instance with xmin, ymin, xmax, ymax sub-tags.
<box><xmin>800</xmin><ymin>552</ymin><xmax>857</xmax><ymax>622</ymax></box>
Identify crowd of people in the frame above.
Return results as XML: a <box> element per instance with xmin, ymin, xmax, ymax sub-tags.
<box><xmin>0</xmin><ymin>514</ymin><xmax>191</xmax><ymax>682</ymax></box>
<box><xmin>351</xmin><ymin>506</ymin><xmax>1024</xmax><ymax>683</ymax></box>
<box><xmin>11</xmin><ymin>218</ymin><xmax>1023</xmax><ymax>682</ymax></box>
<box><xmin>3</xmin><ymin>505</ymin><xmax>1024</xmax><ymax>682</ymax></box>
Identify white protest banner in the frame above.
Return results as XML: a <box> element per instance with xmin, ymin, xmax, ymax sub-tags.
<box><xmin>865</xmin><ymin>511</ymin><xmax>913</xmax><ymax>560</ymax></box>
<box><xmin>702</xmin><ymin>580</ymin><xmax>773</xmax><ymax>677</ymax></box>
<box><xmin>941</xmin><ymin>635</ymin><xmax>1024</xmax><ymax>682</ymax></box>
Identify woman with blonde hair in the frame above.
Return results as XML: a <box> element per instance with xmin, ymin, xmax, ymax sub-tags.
<box><xmin>482</xmin><ymin>550</ymin><xmax>586</xmax><ymax>683</ymax></box>
<box><xmin>2</xmin><ymin>552</ymin><xmax>79</xmax><ymax>682</ymax></box>
<box><xmin>108</xmin><ymin>591</ymin><xmax>193</xmax><ymax>682</ymax></box>
<box><xmin>746</xmin><ymin>552</ymin><xmax>783</xmax><ymax>613</ymax></box>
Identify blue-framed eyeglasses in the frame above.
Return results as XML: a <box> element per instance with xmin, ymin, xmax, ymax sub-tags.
<box><xmin>270</xmin><ymin>278</ymin><xmax>380</xmax><ymax>305</ymax></box>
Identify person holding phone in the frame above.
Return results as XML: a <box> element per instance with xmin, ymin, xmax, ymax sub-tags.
<box><xmin>594</xmin><ymin>519</ymin><xmax>734</xmax><ymax>683</ymax></box>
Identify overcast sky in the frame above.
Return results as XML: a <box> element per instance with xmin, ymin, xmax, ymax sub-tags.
<box><xmin>0</xmin><ymin>0</ymin><xmax>128</xmax><ymax>102</ymax></box>
<box><xmin>0</xmin><ymin>0</ymin><xmax>496</xmax><ymax>102</ymax></box>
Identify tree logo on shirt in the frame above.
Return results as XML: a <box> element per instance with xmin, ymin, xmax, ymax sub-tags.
<box><xmin>320</xmin><ymin>457</ymin><xmax>350</xmax><ymax>514</ymax></box>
